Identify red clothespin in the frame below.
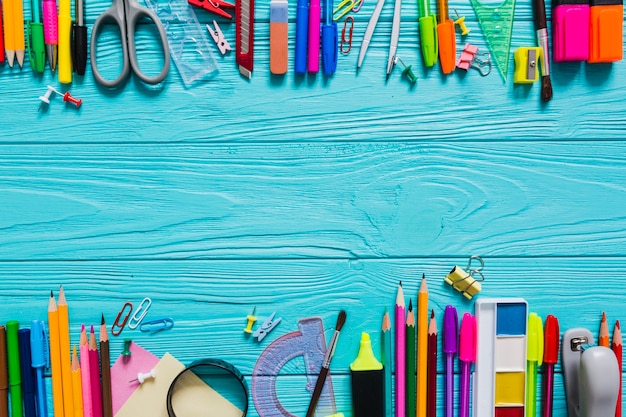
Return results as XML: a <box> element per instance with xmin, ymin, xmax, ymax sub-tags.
<box><xmin>188</xmin><ymin>0</ymin><xmax>235</xmax><ymax>19</ymax></box>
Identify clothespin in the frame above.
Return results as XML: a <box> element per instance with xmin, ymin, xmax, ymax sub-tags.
<box><xmin>253</xmin><ymin>312</ymin><xmax>282</xmax><ymax>342</ymax></box>
<box><xmin>207</xmin><ymin>20</ymin><xmax>232</xmax><ymax>55</ymax></box>
<box><xmin>456</xmin><ymin>43</ymin><xmax>491</xmax><ymax>76</ymax></box>
<box><xmin>562</xmin><ymin>328</ymin><xmax>620</xmax><ymax>417</ymax></box>
<box><xmin>188</xmin><ymin>0</ymin><xmax>235</xmax><ymax>19</ymax></box>
<box><xmin>444</xmin><ymin>255</ymin><xmax>484</xmax><ymax>300</ymax></box>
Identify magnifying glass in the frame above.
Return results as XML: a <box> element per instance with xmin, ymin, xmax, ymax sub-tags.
<box><xmin>166</xmin><ymin>359</ymin><xmax>249</xmax><ymax>417</ymax></box>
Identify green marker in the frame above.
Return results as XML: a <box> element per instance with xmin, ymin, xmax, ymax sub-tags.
<box><xmin>418</xmin><ymin>0</ymin><xmax>438</xmax><ymax>67</ymax></box>
<box><xmin>6</xmin><ymin>321</ymin><xmax>22</xmax><ymax>417</ymax></box>
<box><xmin>350</xmin><ymin>332</ymin><xmax>384</xmax><ymax>417</ymax></box>
<box><xmin>526</xmin><ymin>313</ymin><xmax>543</xmax><ymax>417</ymax></box>
<box><xmin>27</xmin><ymin>0</ymin><xmax>46</xmax><ymax>73</ymax></box>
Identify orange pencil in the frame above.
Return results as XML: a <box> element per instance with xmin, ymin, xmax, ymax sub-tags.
<box><xmin>600</xmin><ymin>312</ymin><xmax>610</xmax><ymax>348</ymax></box>
<box><xmin>58</xmin><ymin>286</ymin><xmax>75</xmax><ymax>417</ymax></box>
<box><xmin>613</xmin><ymin>321</ymin><xmax>622</xmax><ymax>417</ymax></box>
<box><xmin>72</xmin><ymin>346</ymin><xmax>84</xmax><ymax>417</ymax></box>
<box><xmin>48</xmin><ymin>292</ymin><xmax>65</xmax><ymax>417</ymax></box>
<box><xmin>417</xmin><ymin>275</ymin><xmax>428</xmax><ymax>417</ymax></box>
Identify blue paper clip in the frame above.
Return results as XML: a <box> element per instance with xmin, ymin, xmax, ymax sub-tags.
<box><xmin>128</xmin><ymin>297</ymin><xmax>152</xmax><ymax>330</ymax></box>
<box><xmin>252</xmin><ymin>312</ymin><xmax>281</xmax><ymax>342</ymax></box>
<box><xmin>139</xmin><ymin>318</ymin><xmax>174</xmax><ymax>333</ymax></box>
<box><xmin>112</xmin><ymin>302</ymin><xmax>133</xmax><ymax>336</ymax></box>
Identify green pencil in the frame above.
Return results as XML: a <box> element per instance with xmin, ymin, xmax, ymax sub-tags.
<box><xmin>406</xmin><ymin>300</ymin><xmax>416</xmax><ymax>417</ymax></box>
<box><xmin>382</xmin><ymin>308</ymin><xmax>392</xmax><ymax>417</ymax></box>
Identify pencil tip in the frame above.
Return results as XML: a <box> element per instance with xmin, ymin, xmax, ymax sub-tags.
<box><xmin>82</xmin><ymin>323</ymin><xmax>85</xmax><ymax>331</ymax></box>
<box><xmin>50</xmin><ymin>290</ymin><xmax>53</xmax><ymax>297</ymax></box>
<box><xmin>90</xmin><ymin>324</ymin><xmax>94</xmax><ymax>333</ymax></box>
<box><xmin>602</xmin><ymin>312</ymin><xmax>607</xmax><ymax>321</ymax></box>
<box><xmin>399</xmin><ymin>281</ymin><xmax>402</xmax><ymax>286</ymax></box>
<box><xmin>422</xmin><ymin>273</ymin><xmax>425</xmax><ymax>279</ymax></box>
<box><xmin>408</xmin><ymin>299</ymin><xmax>413</xmax><ymax>310</ymax></box>
<box><xmin>431</xmin><ymin>309</ymin><xmax>435</xmax><ymax>318</ymax></box>
<box><xmin>101</xmin><ymin>314</ymin><xmax>105</xmax><ymax>325</ymax></box>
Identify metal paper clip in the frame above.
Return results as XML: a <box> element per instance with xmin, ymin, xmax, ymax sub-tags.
<box><xmin>139</xmin><ymin>317</ymin><xmax>174</xmax><ymax>333</ymax></box>
<box><xmin>207</xmin><ymin>20</ymin><xmax>232</xmax><ymax>55</ymax></box>
<box><xmin>444</xmin><ymin>255</ymin><xmax>485</xmax><ymax>300</ymax></box>
<box><xmin>341</xmin><ymin>17</ymin><xmax>354</xmax><ymax>55</ymax></box>
<box><xmin>128</xmin><ymin>297</ymin><xmax>152</xmax><ymax>330</ymax></box>
<box><xmin>252</xmin><ymin>312</ymin><xmax>282</xmax><ymax>342</ymax></box>
<box><xmin>112</xmin><ymin>302</ymin><xmax>133</xmax><ymax>336</ymax></box>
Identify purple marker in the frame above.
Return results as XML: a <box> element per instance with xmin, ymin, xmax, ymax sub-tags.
<box><xmin>443</xmin><ymin>306</ymin><xmax>458</xmax><ymax>417</ymax></box>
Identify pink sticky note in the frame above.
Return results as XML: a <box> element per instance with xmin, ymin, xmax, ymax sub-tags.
<box><xmin>110</xmin><ymin>342</ymin><xmax>160</xmax><ymax>415</ymax></box>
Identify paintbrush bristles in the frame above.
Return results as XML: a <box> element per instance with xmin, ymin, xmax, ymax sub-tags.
<box><xmin>336</xmin><ymin>310</ymin><xmax>347</xmax><ymax>332</ymax></box>
<box><xmin>541</xmin><ymin>75</ymin><xmax>553</xmax><ymax>102</ymax></box>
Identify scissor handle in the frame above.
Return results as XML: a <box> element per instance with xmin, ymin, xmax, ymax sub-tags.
<box><xmin>90</xmin><ymin>3</ymin><xmax>131</xmax><ymax>88</ymax></box>
<box><xmin>124</xmin><ymin>2</ymin><xmax>170</xmax><ymax>85</ymax></box>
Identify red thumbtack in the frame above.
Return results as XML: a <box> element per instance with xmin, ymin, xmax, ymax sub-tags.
<box><xmin>62</xmin><ymin>91</ymin><xmax>82</xmax><ymax>108</ymax></box>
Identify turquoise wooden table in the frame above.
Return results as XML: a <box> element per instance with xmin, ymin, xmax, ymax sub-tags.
<box><xmin>0</xmin><ymin>0</ymin><xmax>625</xmax><ymax>412</ymax></box>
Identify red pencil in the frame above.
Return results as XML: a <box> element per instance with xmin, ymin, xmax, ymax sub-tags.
<box><xmin>613</xmin><ymin>320</ymin><xmax>622</xmax><ymax>417</ymax></box>
<box><xmin>427</xmin><ymin>309</ymin><xmax>437</xmax><ymax>417</ymax></box>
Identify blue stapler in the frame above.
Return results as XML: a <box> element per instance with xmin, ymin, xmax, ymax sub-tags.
<box><xmin>562</xmin><ymin>328</ymin><xmax>620</xmax><ymax>417</ymax></box>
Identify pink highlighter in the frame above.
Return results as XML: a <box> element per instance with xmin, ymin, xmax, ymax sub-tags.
<box><xmin>553</xmin><ymin>0</ymin><xmax>590</xmax><ymax>61</ymax></box>
<box><xmin>308</xmin><ymin>0</ymin><xmax>321</xmax><ymax>72</ymax></box>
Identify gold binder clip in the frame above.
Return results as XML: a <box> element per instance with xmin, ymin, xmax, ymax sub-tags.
<box><xmin>444</xmin><ymin>255</ymin><xmax>485</xmax><ymax>299</ymax></box>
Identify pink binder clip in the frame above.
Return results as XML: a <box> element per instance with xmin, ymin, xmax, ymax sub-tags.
<box><xmin>456</xmin><ymin>43</ymin><xmax>491</xmax><ymax>75</ymax></box>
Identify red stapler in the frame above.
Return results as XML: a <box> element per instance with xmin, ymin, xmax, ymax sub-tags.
<box><xmin>188</xmin><ymin>0</ymin><xmax>235</xmax><ymax>19</ymax></box>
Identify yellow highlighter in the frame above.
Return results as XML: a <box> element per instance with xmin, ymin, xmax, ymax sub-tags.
<box><xmin>58</xmin><ymin>0</ymin><xmax>73</xmax><ymax>83</ymax></box>
<box><xmin>436</xmin><ymin>0</ymin><xmax>456</xmax><ymax>74</ymax></box>
<box><xmin>526</xmin><ymin>312</ymin><xmax>544</xmax><ymax>417</ymax></box>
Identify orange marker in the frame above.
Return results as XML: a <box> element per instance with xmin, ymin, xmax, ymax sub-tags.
<box><xmin>270</xmin><ymin>0</ymin><xmax>288</xmax><ymax>74</ymax></box>
<box><xmin>588</xmin><ymin>0</ymin><xmax>623</xmax><ymax>63</ymax></box>
<box><xmin>436</xmin><ymin>0</ymin><xmax>456</xmax><ymax>74</ymax></box>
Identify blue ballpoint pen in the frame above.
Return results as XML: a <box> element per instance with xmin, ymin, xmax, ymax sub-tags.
<box><xmin>321</xmin><ymin>0</ymin><xmax>337</xmax><ymax>75</ymax></box>
<box><xmin>443</xmin><ymin>305</ymin><xmax>458</xmax><ymax>417</ymax></box>
<box><xmin>295</xmin><ymin>0</ymin><xmax>309</xmax><ymax>73</ymax></box>
<box><xmin>18</xmin><ymin>329</ymin><xmax>37</xmax><ymax>417</ymax></box>
<box><xmin>30</xmin><ymin>321</ymin><xmax>48</xmax><ymax>417</ymax></box>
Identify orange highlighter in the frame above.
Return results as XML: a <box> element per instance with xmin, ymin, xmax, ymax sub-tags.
<box><xmin>588</xmin><ymin>0</ymin><xmax>623</xmax><ymax>62</ymax></box>
<box><xmin>436</xmin><ymin>0</ymin><xmax>455</xmax><ymax>73</ymax></box>
<box><xmin>270</xmin><ymin>0</ymin><xmax>289</xmax><ymax>74</ymax></box>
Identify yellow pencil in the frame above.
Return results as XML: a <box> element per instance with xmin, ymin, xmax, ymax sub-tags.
<box><xmin>416</xmin><ymin>275</ymin><xmax>428</xmax><ymax>417</ymax></box>
<box><xmin>48</xmin><ymin>292</ymin><xmax>65</xmax><ymax>417</ymax></box>
<box><xmin>72</xmin><ymin>346</ymin><xmax>84</xmax><ymax>417</ymax></box>
<box><xmin>2</xmin><ymin>0</ymin><xmax>25</xmax><ymax>67</ymax></box>
<box><xmin>59</xmin><ymin>286</ymin><xmax>75</xmax><ymax>417</ymax></box>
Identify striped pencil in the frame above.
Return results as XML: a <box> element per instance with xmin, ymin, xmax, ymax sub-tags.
<box><xmin>395</xmin><ymin>282</ymin><xmax>406</xmax><ymax>417</ymax></box>
<box><xmin>406</xmin><ymin>300</ymin><xmax>416</xmax><ymax>417</ymax></box>
<box><xmin>80</xmin><ymin>325</ymin><xmax>93</xmax><ymax>417</ymax></box>
<box><xmin>382</xmin><ymin>308</ymin><xmax>392</xmax><ymax>417</ymax></box>
<box><xmin>416</xmin><ymin>275</ymin><xmax>428</xmax><ymax>417</ymax></box>
<box><xmin>614</xmin><ymin>321</ymin><xmax>622</xmax><ymax>417</ymax></box>
<box><xmin>600</xmin><ymin>312</ymin><xmax>610</xmax><ymax>348</ymax></box>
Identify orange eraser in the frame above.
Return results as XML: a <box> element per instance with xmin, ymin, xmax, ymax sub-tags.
<box><xmin>270</xmin><ymin>0</ymin><xmax>289</xmax><ymax>74</ymax></box>
<box><xmin>437</xmin><ymin>20</ymin><xmax>457</xmax><ymax>74</ymax></box>
<box><xmin>588</xmin><ymin>4</ymin><xmax>623</xmax><ymax>62</ymax></box>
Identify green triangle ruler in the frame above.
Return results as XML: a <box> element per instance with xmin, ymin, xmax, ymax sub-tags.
<box><xmin>469</xmin><ymin>0</ymin><xmax>516</xmax><ymax>81</ymax></box>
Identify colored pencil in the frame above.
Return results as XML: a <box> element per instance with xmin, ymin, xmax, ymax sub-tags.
<box><xmin>614</xmin><ymin>321</ymin><xmax>622</xmax><ymax>417</ymax></box>
<box><xmin>600</xmin><ymin>312</ymin><xmax>610</xmax><ymax>347</ymax></box>
<box><xmin>89</xmin><ymin>326</ymin><xmax>102</xmax><ymax>417</ymax></box>
<box><xmin>100</xmin><ymin>315</ymin><xmax>113</xmax><ymax>417</ymax></box>
<box><xmin>80</xmin><ymin>325</ymin><xmax>93</xmax><ymax>417</ymax></box>
<box><xmin>72</xmin><ymin>346</ymin><xmax>84</xmax><ymax>417</ymax></box>
<box><xmin>416</xmin><ymin>275</ymin><xmax>428</xmax><ymax>417</ymax></box>
<box><xmin>382</xmin><ymin>308</ymin><xmax>392</xmax><ymax>417</ymax></box>
<box><xmin>0</xmin><ymin>326</ymin><xmax>7</xmax><ymax>417</ymax></box>
<box><xmin>48</xmin><ymin>292</ymin><xmax>65</xmax><ymax>417</ymax></box>
<box><xmin>406</xmin><ymin>300</ymin><xmax>416</xmax><ymax>417</ymax></box>
<box><xmin>427</xmin><ymin>310</ymin><xmax>437</xmax><ymax>417</ymax></box>
<box><xmin>395</xmin><ymin>282</ymin><xmax>406</xmax><ymax>417</ymax></box>
<box><xmin>58</xmin><ymin>286</ymin><xmax>75</xmax><ymax>417</ymax></box>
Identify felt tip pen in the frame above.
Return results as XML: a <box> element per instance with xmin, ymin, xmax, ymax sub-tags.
<box><xmin>308</xmin><ymin>0</ymin><xmax>321</xmax><ymax>72</ymax></box>
<box><xmin>321</xmin><ymin>0</ymin><xmax>337</xmax><ymax>75</ymax></box>
<box><xmin>6</xmin><ymin>321</ymin><xmax>23</xmax><ymax>417</ymax></box>
<box><xmin>350</xmin><ymin>332</ymin><xmax>384</xmax><ymax>417</ymax></box>
<box><xmin>552</xmin><ymin>0</ymin><xmax>589</xmax><ymax>61</ymax></box>
<box><xmin>418</xmin><ymin>0</ymin><xmax>438</xmax><ymax>67</ymax></box>
<box><xmin>588</xmin><ymin>0</ymin><xmax>623</xmax><ymax>63</ymax></box>
<box><xmin>443</xmin><ymin>306</ymin><xmax>457</xmax><ymax>417</ymax></box>
<box><xmin>458</xmin><ymin>313</ymin><xmax>476</xmax><ymax>417</ymax></box>
<box><xmin>18</xmin><ymin>329</ymin><xmax>37</xmax><ymax>417</ymax></box>
<box><xmin>295</xmin><ymin>0</ymin><xmax>309</xmax><ymax>73</ymax></box>
<box><xmin>28</xmin><ymin>0</ymin><xmax>46</xmax><ymax>72</ymax></box>
<box><xmin>526</xmin><ymin>313</ymin><xmax>544</xmax><ymax>417</ymax></box>
<box><xmin>541</xmin><ymin>315</ymin><xmax>559</xmax><ymax>417</ymax></box>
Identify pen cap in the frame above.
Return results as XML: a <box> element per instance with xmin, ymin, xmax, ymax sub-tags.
<box><xmin>542</xmin><ymin>315</ymin><xmax>560</xmax><ymax>364</ymax></box>
<box><xmin>437</xmin><ymin>20</ymin><xmax>456</xmax><ymax>74</ymax></box>
<box><xmin>29</xmin><ymin>321</ymin><xmax>46</xmax><ymax>368</ymax></box>
<box><xmin>28</xmin><ymin>22</ymin><xmax>47</xmax><ymax>73</ymax></box>
<box><xmin>459</xmin><ymin>313</ymin><xmax>476</xmax><ymax>362</ymax></box>
<box><xmin>526</xmin><ymin>312</ymin><xmax>544</xmax><ymax>364</ymax></box>
<box><xmin>18</xmin><ymin>329</ymin><xmax>37</xmax><ymax>417</ymax></box>
<box><xmin>350</xmin><ymin>333</ymin><xmax>384</xmax><ymax>417</ymax></box>
<box><xmin>321</xmin><ymin>23</ymin><xmax>337</xmax><ymax>75</ymax></box>
<box><xmin>588</xmin><ymin>1</ymin><xmax>623</xmax><ymax>63</ymax></box>
<box><xmin>443</xmin><ymin>305</ymin><xmax>458</xmax><ymax>354</ymax></box>
<box><xmin>552</xmin><ymin>2</ymin><xmax>590</xmax><ymax>61</ymax></box>
<box><xmin>419</xmin><ymin>14</ymin><xmax>439</xmax><ymax>67</ymax></box>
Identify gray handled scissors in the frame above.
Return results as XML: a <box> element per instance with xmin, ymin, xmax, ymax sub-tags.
<box><xmin>90</xmin><ymin>0</ymin><xmax>171</xmax><ymax>88</ymax></box>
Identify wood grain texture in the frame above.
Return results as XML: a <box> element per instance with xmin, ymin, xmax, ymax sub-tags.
<box><xmin>1</xmin><ymin>142</ymin><xmax>625</xmax><ymax>259</ymax></box>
